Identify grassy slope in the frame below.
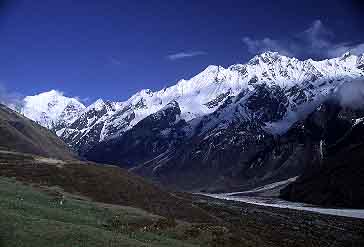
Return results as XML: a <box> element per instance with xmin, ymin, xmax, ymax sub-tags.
<box><xmin>0</xmin><ymin>151</ymin><xmax>214</xmax><ymax>223</ymax></box>
<box><xmin>0</xmin><ymin>177</ymin><xmax>200</xmax><ymax>247</ymax></box>
<box><xmin>0</xmin><ymin>104</ymin><xmax>75</xmax><ymax>160</ymax></box>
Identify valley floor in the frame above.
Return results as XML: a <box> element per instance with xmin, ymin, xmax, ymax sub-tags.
<box><xmin>203</xmin><ymin>193</ymin><xmax>364</xmax><ymax>219</ymax></box>
<box><xmin>202</xmin><ymin>177</ymin><xmax>364</xmax><ymax>219</ymax></box>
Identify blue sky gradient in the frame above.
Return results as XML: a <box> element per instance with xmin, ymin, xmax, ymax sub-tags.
<box><xmin>0</xmin><ymin>0</ymin><xmax>363</xmax><ymax>103</ymax></box>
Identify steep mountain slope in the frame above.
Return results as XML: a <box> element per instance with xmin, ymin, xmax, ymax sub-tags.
<box><xmin>111</xmin><ymin>88</ymin><xmax>321</xmax><ymax>191</ymax></box>
<box><xmin>86</xmin><ymin>79</ymin><xmax>364</xmax><ymax>192</ymax></box>
<box><xmin>0</xmin><ymin>104</ymin><xmax>76</xmax><ymax>159</ymax></box>
<box><xmin>60</xmin><ymin>99</ymin><xmax>121</xmax><ymax>155</ymax></box>
<box><xmin>280</xmin><ymin>104</ymin><xmax>364</xmax><ymax>208</ymax></box>
<box><xmin>87</xmin><ymin>101</ymin><xmax>188</xmax><ymax>167</ymax></box>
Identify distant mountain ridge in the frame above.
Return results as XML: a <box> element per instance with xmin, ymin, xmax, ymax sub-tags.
<box><xmin>19</xmin><ymin>52</ymin><xmax>364</xmax><ymax>154</ymax></box>
<box><xmin>15</xmin><ymin>51</ymin><xmax>364</xmax><ymax>192</ymax></box>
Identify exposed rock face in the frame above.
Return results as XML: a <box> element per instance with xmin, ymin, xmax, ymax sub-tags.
<box><xmin>280</xmin><ymin>103</ymin><xmax>364</xmax><ymax>208</ymax></box>
<box><xmin>87</xmin><ymin>101</ymin><xmax>188</xmax><ymax>168</ymax></box>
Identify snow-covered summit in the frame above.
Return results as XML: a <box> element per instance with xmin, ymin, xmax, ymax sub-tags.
<box><xmin>21</xmin><ymin>90</ymin><xmax>85</xmax><ymax>129</ymax></box>
<box><xmin>119</xmin><ymin>51</ymin><xmax>364</xmax><ymax>120</ymax></box>
<box><xmin>85</xmin><ymin>99</ymin><xmax>106</xmax><ymax>111</ymax></box>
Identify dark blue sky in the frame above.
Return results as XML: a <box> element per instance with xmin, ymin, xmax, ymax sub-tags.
<box><xmin>0</xmin><ymin>0</ymin><xmax>363</xmax><ymax>103</ymax></box>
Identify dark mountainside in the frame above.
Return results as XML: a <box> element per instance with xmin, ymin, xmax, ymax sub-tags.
<box><xmin>0</xmin><ymin>104</ymin><xmax>76</xmax><ymax>160</ymax></box>
<box><xmin>281</xmin><ymin>102</ymin><xmax>364</xmax><ymax>208</ymax></box>
<box><xmin>85</xmin><ymin>89</ymin><xmax>364</xmax><ymax>209</ymax></box>
<box><xmin>85</xmin><ymin>83</ymin><xmax>325</xmax><ymax>192</ymax></box>
<box><xmin>86</xmin><ymin>101</ymin><xmax>188</xmax><ymax>168</ymax></box>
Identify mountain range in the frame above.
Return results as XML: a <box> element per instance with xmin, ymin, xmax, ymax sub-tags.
<box><xmin>1</xmin><ymin>52</ymin><xmax>364</xmax><ymax>246</ymax></box>
<box><xmin>15</xmin><ymin>51</ymin><xmax>364</xmax><ymax>197</ymax></box>
<box><xmin>2</xmin><ymin>102</ymin><xmax>363</xmax><ymax>246</ymax></box>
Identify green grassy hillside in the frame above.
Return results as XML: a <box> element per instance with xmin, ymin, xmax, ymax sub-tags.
<box><xmin>0</xmin><ymin>177</ymin><xmax>202</xmax><ymax>247</ymax></box>
<box><xmin>0</xmin><ymin>150</ymin><xmax>213</xmax><ymax>223</ymax></box>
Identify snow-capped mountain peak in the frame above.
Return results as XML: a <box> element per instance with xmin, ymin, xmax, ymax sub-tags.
<box><xmin>21</xmin><ymin>90</ymin><xmax>85</xmax><ymax>129</ymax></box>
<box><xmin>18</xmin><ymin>52</ymin><xmax>364</xmax><ymax>155</ymax></box>
<box><xmin>85</xmin><ymin>99</ymin><xmax>107</xmax><ymax>112</ymax></box>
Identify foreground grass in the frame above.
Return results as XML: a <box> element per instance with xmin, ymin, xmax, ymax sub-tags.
<box><xmin>0</xmin><ymin>177</ymin><xmax>198</xmax><ymax>247</ymax></box>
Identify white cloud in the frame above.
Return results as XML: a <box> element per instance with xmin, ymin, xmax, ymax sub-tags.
<box><xmin>336</xmin><ymin>78</ymin><xmax>364</xmax><ymax>109</ymax></box>
<box><xmin>299</xmin><ymin>20</ymin><xmax>333</xmax><ymax>50</ymax></box>
<box><xmin>327</xmin><ymin>43</ymin><xmax>364</xmax><ymax>58</ymax></box>
<box><xmin>242</xmin><ymin>37</ymin><xmax>293</xmax><ymax>57</ymax></box>
<box><xmin>243</xmin><ymin>20</ymin><xmax>364</xmax><ymax>58</ymax></box>
<box><xmin>167</xmin><ymin>51</ymin><xmax>207</xmax><ymax>61</ymax></box>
